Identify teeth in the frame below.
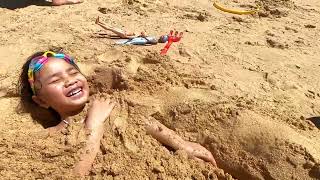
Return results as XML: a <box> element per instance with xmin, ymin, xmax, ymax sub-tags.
<box><xmin>68</xmin><ymin>88</ymin><xmax>81</xmax><ymax>97</ymax></box>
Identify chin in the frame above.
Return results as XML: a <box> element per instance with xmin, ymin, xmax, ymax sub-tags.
<box><xmin>66</xmin><ymin>100</ymin><xmax>87</xmax><ymax>115</ymax></box>
<box><xmin>72</xmin><ymin>94</ymin><xmax>89</xmax><ymax>106</ymax></box>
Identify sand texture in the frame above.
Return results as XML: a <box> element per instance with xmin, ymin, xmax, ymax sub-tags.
<box><xmin>0</xmin><ymin>0</ymin><xmax>320</xmax><ymax>179</ymax></box>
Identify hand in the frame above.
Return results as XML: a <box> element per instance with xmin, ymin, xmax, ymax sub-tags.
<box><xmin>183</xmin><ymin>141</ymin><xmax>217</xmax><ymax>167</ymax></box>
<box><xmin>85</xmin><ymin>98</ymin><xmax>115</xmax><ymax>130</ymax></box>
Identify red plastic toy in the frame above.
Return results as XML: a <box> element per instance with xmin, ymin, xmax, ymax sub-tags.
<box><xmin>160</xmin><ymin>30</ymin><xmax>183</xmax><ymax>55</ymax></box>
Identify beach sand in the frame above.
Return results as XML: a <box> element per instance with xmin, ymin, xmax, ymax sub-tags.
<box><xmin>0</xmin><ymin>0</ymin><xmax>320</xmax><ymax>179</ymax></box>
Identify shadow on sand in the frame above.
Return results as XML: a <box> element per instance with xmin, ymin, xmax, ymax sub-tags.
<box><xmin>0</xmin><ymin>0</ymin><xmax>50</xmax><ymax>10</ymax></box>
<box><xmin>306</xmin><ymin>116</ymin><xmax>320</xmax><ymax>129</ymax></box>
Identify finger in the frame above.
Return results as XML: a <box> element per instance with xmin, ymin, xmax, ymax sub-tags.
<box><xmin>105</xmin><ymin>102</ymin><xmax>116</xmax><ymax>115</ymax></box>
<box><xmin>198</xmin><ymin>151</ymin><xmax>217</xmax><ymax>166</ymax></box>
<box><xmin>104</xmin><ymin>98</ymin><xmax>111</xmax><ymax>104</ymax></box>
<box><xmin>104</xmin><ymin>93</ymin><xmax>112</xmax><ymax>101</ymax></box>
<box><xmin>95</xmin><ymin>96</ymin><xmax>101</xmax><ymax>102</ymax></box>
<box><xmin>87</xmin><ymin>95</ymin><xmax>93</xmax><ymax>103</ymax></box>
<box><xmin>88</xmin><ymin>96</ymin><xmax>95</xmax><ymax>106</ymax></box>
<box><xmin>95</xmin><ymin>96</ymin><xmax>104</xmax><ymax>104</ymax></box>
<box><xmin>111</xmin><ymin>96</ymin><xmax>118</xmax><ymax>104</ymax></box>
<box><xmin>193</xmin><ymin>154</ymin><xmax>217</xmax><ymax>167</ymax></box>
<box><xmin>94</xmin><ymin>93</ymin><xmax>99</xmax><ymax>99</ymax></box>
<box><xmin>210</xmin><ymin>158</ymin><xmax>217</xmax><ymax>167</ymax></box>
<box><xmin>192</xmin><ymin>157</ymin><xmax>204</xmax><ymax>163</ymax></box>
<box><xmin>110</xmin><ymin>102</ymin><xmax>116</xmax><ymax>109</ymax></box>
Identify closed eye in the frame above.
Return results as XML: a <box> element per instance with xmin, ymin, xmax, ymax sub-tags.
<box><xmin>69</xmin><ymin>69</ymin><xmax>79</xmax><ymax>75</ymax></box>
<box><xmin>49</xmin><ymin>78</ymin><xmax>62</xmax><ymax>84</ymax></box>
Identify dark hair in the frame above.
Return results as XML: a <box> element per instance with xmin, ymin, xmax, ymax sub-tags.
<box><xmin>158</xmin><ymin>35</ymin><xmax>168</xmax><ymax>43</ymax></box>
<box><xmin>18</xmin><ymin>51</ymin><xmax>61</xmax><ymax>128</ymax></box>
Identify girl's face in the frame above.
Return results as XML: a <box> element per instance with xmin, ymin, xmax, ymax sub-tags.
<box><xmin>32</xmin><ymin>57</ymin><xmax>89</xmax><ymax>118</ymax></box>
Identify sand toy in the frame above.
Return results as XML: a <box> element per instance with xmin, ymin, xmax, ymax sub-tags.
<box><xmin>213</xmin><ymin>1</ymin><xmax>259</xmax><ymax>15</ymax></box>
<box><xmin>160</xmin><ymin>30</ymin><xmax>183</xmax><ymax>55</ymax></box>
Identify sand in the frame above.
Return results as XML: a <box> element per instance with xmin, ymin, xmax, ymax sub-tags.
<box><xmin>0</xmin><ymin>0</ymin><xmax>320</xmax><ymax>179</ymax></box>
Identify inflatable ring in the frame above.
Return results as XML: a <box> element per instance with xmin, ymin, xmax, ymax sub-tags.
<box><xmin>213</xmin><ymin>1</ymin><xmax>259</xmax><ymax>15</ymax></box>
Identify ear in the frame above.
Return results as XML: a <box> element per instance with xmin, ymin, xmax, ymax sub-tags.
<box><xmin>32</xmin><ymin>95</ymin><xmax>50</xmax><ymax>109</ymax></box>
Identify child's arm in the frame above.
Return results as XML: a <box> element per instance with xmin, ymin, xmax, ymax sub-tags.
<box><xmin>73</xmin><ymin>98</ymin><xmax>115</xmax><ymax>176</ymax></box>
<box><xmin>73</xmin><ymin>125</ymin><xmax>104</xmax><ymax>176</ymax></box>
<box><xmin>145</xmin><ymin>119</ymin><xmax>217</xmax><ymax>166</ymax></box>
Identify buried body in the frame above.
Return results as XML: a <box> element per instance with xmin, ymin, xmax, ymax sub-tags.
<box><xmin>18</xmin><ymin>50</ymin><xmax>216</xmax><ymax>176</ymax></box>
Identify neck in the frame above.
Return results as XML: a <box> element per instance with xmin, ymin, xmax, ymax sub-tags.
<box><xmin>60</xmin><ymin>104</ymin><xmax>86</xmax><ymax>120</ymax></box>
<box><xmin>48</xmin><ymin>117</ymin><xmax>70</xmax><ymax>133</ymax></box>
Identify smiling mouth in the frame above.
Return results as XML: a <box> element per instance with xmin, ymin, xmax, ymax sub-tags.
<box><xmin>67</xmin><ymin>87</ymin><xmax>82</xmax><ymax>97</ymax></box>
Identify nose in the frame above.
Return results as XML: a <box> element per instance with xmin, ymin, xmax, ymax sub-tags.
<box><xmin>64</xmin><ymin>77</ymin><xmax>77</xmax><ymax>87</ymax></box>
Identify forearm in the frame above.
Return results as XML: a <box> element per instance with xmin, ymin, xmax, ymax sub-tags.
<box><xmin>73</xmin><ymin>125</ymin><xmax>104</xmax><ymax>176</ymax></box>
<box><xmin>145</xmin><ymin>119</ymin><xmax>217</xmax><ymax>166</ymax></box>
<box><xmin>145</xmin><ymin>119</ymin><xmax>185</xmax><ymax>150</ymax></box>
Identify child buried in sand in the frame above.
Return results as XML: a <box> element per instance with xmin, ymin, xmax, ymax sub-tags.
<box><xmin>18</xmin><ymin>50</ymin><xmax>216</xmax><ymax>176</ymax></box>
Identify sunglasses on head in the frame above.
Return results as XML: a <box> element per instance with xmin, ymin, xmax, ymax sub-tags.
<box><xmin>28</xmin><ymin>51</ymin><xmax>79</xmax><ymax>95</ymax></box>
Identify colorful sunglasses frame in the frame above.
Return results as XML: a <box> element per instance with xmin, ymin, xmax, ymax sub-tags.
<box><xmin>28</xmin><ymin>51</ymin><xmax>79</xmax><ymax>95</ymax></box>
